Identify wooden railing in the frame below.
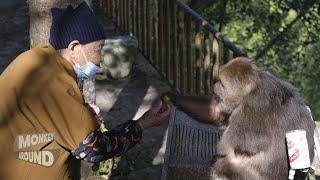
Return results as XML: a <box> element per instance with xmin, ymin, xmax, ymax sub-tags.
<box><xmin>95</xmin><ymin>0</ymin><xmax>245</xmax><ymax>95</ymax></box>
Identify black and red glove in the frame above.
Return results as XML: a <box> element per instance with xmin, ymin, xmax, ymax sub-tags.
<box><xmin>72</xmin><ymin>120</ymin><xmax>142</xmax><ymax>163</ymax></box>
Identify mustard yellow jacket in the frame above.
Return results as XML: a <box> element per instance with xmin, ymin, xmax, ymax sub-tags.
<box><xmin>0</xmin><ymin>45</ymin><xmax>98</xmax><ymax>179</ymax></box>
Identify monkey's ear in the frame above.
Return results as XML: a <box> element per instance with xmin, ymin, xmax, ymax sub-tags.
<box><xmin>249</xmin><ymin>59</ymin><xmax>259</xmax><ymax>70</ymax></box>
<box><xmin>249</xmin><ymin>59</ymin><xmax>257</xmax><ymax>65</ymax></box>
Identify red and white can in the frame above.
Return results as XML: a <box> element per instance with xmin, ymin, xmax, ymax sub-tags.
<box><xmin>286</xmin><ymin>129</ymin><xmax>311</xmax><ymax>169</ymax></box>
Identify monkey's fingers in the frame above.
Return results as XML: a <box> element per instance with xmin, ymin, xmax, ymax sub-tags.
<box><xmin>150</xmin><ymin>100</ymin><xmax>163</xmax><ymax>113</ymax></box>
<box><xmin>162</xmin><ymin>91</ymin><xmax>178</xmax><ymax>101</ymax></box>
<box><xmin>159</xmin><ymin>104</ymin><xmax>171</xmax><ymax>117</ymax></box>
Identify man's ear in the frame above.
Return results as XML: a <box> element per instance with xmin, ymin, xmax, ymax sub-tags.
<box><xmin>68</xmin><ymin>40</ymin><xmax>80</xmax><ymax>51</ymax></box>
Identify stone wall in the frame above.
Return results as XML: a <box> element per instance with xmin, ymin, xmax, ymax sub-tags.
<box><xmin>0</xmin><ymin>0</ymin><xmax>29</xmax><ymax>74</ymax></box>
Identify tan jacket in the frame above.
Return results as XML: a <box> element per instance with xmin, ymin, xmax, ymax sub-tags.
<box><xmin>0</xmin><ymin>45</ymin><xmax>98</xmax><ymax>180</ymax></box>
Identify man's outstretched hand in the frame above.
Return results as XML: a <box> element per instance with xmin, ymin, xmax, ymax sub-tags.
<box><xmin>73</xmin><ymin>99</ymin><xmax>171</xmax><ymax>163</ymax></box>
<box><xmin>137</xmin><ymin>100</ymin><xmax>171</xmax><ymax>130</ymax></box>
<box><xmin>72</xmin><ymin>129</ymin><xmax>112</xmax><ymax>163</ymax></box>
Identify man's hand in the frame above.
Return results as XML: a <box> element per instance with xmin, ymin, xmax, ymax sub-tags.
<box><xmin>137</xmin><ymin>100</ymin><xmax>171</xmax><ymax>130</ymax></box>
<box><xmin>73</xmin><ymin>100</ymin><xmax>171</xmax><ymax>163</ymax></box>
<box><xmin>73</xmin><ymin>120</ymin><xmax>143</xmax><ymax>163</ymax></box>
<box><xmin>72</xmin><ymin>130</ymin><xmax>112</xmax><ymax>163</ymax></box>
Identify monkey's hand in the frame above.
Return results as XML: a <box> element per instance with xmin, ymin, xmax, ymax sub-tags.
<box><xmin>161</xmin><ymin>92</ymin><xmax>228</xmax><ymax>125</ymax></box>
<box><xmin>161</xmin><ymin>91</ymin><xmax>179</xmax><ymax>104</ymax></box>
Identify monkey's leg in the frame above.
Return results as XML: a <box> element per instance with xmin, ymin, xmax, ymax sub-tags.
<box><xmin>213</xmin><ymin>158</ymin><xmax>261</xmax><ymax>180</ymax></box>
<box><xmin>166</xmin><ymin>93</ymin><xmax>228</xmax><ymax>125</ymax></box>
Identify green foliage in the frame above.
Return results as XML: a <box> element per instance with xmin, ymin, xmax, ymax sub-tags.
<box><xmin>200</xmin><ymin>0</ymin><xmax>320</xmax><ymax>120</ymax></box>
<box><xmin>91</xmin><ymin>159</ymin><xmax>113</xmax><ymax>175</ymax></box>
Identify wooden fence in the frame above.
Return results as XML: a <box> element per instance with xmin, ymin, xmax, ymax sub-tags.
<box><xmin>95</xmin><ymin>0</ymin><xmax>245</xmax><ymax>95</ymax></box>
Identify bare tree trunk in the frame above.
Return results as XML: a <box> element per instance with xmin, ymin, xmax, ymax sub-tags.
<box><xmin>218</xmin><ymin>0</ymin><xmax>228</xmax><ymax>32</ymax></box>
<box><xmin>27</xmin><ymin>0</ymin><xmax>92</xmax><ymax>48</ymax></box>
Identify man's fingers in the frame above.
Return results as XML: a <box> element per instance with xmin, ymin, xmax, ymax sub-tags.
<box><xmin>83</xmin><ymin>131</ymin><xmax>97</xmax><ymax>145</ymax></box>
<box><xmin>87</xmin><ymin>155</ymin><xmax>104</xmax><ymax>163</ymax></box>
<box><xmin>73</xmin><ymin>131</ymin><xmax>99</xmax><ymax>159</ymax></box>
<box><xmin>162</xmin><ymin>91</ymin><xmax>177</xmax><ymax>99</ymax></box>
<box><xmin>73</xmin><ymin>143</ymin><xmax>89</xmax><ymax>157</ymax></box>
<box><xmin>74</xmin><ymin>146</ymin><xmax>92</xmax><ymax>159</ymax></box>
<box><xmin>88</xmin><ymin>103</ymin><xmax>101</xmax><ymax>115</ymax></box>
<box><xmin>85</xmin><ymin>151</ymin><xmax>104</xmax><ymax>163</ymax></box>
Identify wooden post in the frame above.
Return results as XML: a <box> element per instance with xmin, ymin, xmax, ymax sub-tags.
<box><xmin>164</xmin><ymin>0</ymin><xmax>171</xmax><ymax>80</ymax></box>
<box><xmin>141</xmin><ymin>0</ymin><xmax>145</xmax><ymax>52</ymax></box>
<box><xmin>171</xmin><ymin>2</ymin><xmax>178</xmax><ymax>89</ymax></box>
<box><xmin>132</xmin><ymin>0</ymin><xmax>136</xmax><ymax>35</ymax></box>
<box><xmin>136</xmin><ymin>0</ymin><xmax>140</xmax><ymax>47</ymax></box>
<box><xmin>119</xmin><ymin>0</ymin><xmax>122</xmax><ymax>30</ymax></box>
<box><xmin>117</xmin><ymin>0</ymin><xmax>120</xmax><ymax>28</ymax></box>
<box><xmin>126</xmin><ymin>0</ymin><xmax>130</xmax><ymax>32</ymax></box>
<box><xmin>107</xmin><ymin>0</ymin><xmax>111</xmax><ymax>15</ymax></box>
<box><xmin>127</xmin><ymin>0</ymin><xmax>131</xmax><ymax>33</ymax></box>
<box><xmin>113</xmin><ymin>0</ymin><xmax>116</xmax><ymax>18</ymax></box>
<box><xmin>152</xmin><ymin>1</ymin><xmax>159</xmax><ymax>66</ymax></box>
<box><xmin>146</xmin><ymin>0</ymin><xmax>151</xmax><ymax>59</ymax></box>
<box><xmin>185</xmin><ymin>14</ymin><xmax>192</xmax><ymax>94</ymax></box>
<box><xmin>195</xmin><ymin>23</ymin><xmax>201</xmax><ymax>95</ymax></box>
<box><xmin>102</xmin><ymin>0</ymin><xmax>106</xmax><ymax>13</ymax></box>
<box><xmin>222</xmin><ymin>44</ymin><xmax>229</xmax><ymax>64</ymax></box>
<box><xmin>203</xmin><ymin>32</ymin><xmax>211</xmax><ymax>95</ymax></box>
<box><xmin>212</xmin><ymin>37</ymin><xmax>222</xmax><ymax>83</ymax></box>
<box><xmin>123</xmin><ymin>0</ymin><xmax>127</xmax><ymax>32</ymax></box>
<box><xmin>122</xmin><ymin>0</ymin><xmax>125</xmax><ymax>31</ymax></box>
<box><xmin>158</xmin><ymin>0</ymin><xmax>164</xmax><ymax>72</ymax></box>
<box><xmin>178</xmin><ymin>9</ymin><xmax>185</xmax><ymax>94</ymax></box>
<box><xmin>110</xmin><ymin>0</ymin><xmax>114</xmax><ymax>17</ymax></box>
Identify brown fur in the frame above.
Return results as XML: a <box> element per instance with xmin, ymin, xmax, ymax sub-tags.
<box><xmin>166</xmin><ymin>57</ymin><xmax>315</xmax><ymax>180</ymax></box>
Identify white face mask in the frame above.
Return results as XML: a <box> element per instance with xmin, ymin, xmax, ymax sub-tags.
<box><xmin>73</xmin><ymin>45</ymin><xmax>102</xmax><ymax>81</ymax></box>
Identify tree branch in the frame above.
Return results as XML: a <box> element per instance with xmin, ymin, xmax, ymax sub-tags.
<box><xmin>218</xmin><ymin>0</ymin><xmax>228</xmax><ymax>32</ymax></box>
<box><xmin>255</xmin><ymin>0</ymin><xmax>316</xmax><ymax>60</ymax></box>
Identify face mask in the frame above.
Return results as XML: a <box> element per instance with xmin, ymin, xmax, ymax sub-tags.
<box><xmin>73</xmin><ymin>45</ymin><xmax>102</xmax><ymax>81</ymax></box>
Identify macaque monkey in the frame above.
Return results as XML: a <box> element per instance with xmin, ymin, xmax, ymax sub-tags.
<box><xmin>165</xmin><ymin>57</ymin><xmax>315</xmax><ymax>180</ymax></box>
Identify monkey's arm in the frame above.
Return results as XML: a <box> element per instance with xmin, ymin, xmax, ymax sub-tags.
<box><xmin>166</xmin><ymin>93</ymin><xmax>228</xmax><ymax>125</ymax></box>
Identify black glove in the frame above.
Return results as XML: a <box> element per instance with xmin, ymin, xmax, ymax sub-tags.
<box><xmin>72</xmin><ymin>120</ymin><xmax>142</xmax><ymax>163</ymax></box>
<box><xmin>72</xmin><ymin>129</ymin><xmax>114</xmax><ymax>163</ymax></box>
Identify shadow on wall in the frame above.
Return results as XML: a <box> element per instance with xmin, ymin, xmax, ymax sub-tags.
<box><xmin>0</xmin><ymin>0</ymin><xmax>30</xmax><ymax>74</ymax></box>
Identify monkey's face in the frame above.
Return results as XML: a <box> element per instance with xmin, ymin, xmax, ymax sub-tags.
<box><xmin>212</xmin><ymin>76</ymin><xmax>226</xmax><ymax>102</ymax></box>
<box><xmin>212</xmin><ymin>58</ymin><xmax>258</xmax><ymax>112</ymax></box>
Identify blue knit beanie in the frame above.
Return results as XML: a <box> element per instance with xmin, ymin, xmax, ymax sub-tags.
<box><xmin>49</xmin><ymin>2</ymin><xmax>106</xmax><ymax>50</ymax></box>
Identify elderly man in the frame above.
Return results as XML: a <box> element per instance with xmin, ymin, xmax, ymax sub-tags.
<box><xmin>0</xmin><ymin>2</ymin><xmax>170</xmax><ymax>180</ymax></box>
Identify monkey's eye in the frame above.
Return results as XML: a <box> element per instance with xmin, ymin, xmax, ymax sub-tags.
<box><xmin>214</xmin><ymin>79</ymin><xmax>224</xmax><ymax>88</ymax></box>
<box><xmin>212</xmin><ymin>78</ymin><xmax>220</xmax><ymax>85</ymax></box>
<box><xmin>212</xmin><ymin>92</ymin><xmax>222</xmax><ymax>102</ymax></box>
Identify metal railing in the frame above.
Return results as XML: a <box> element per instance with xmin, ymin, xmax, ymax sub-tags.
<box><xmin>95</xmin><ymin>0</ymin><xmax>245</xmax><ymax>95</ymax></box>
